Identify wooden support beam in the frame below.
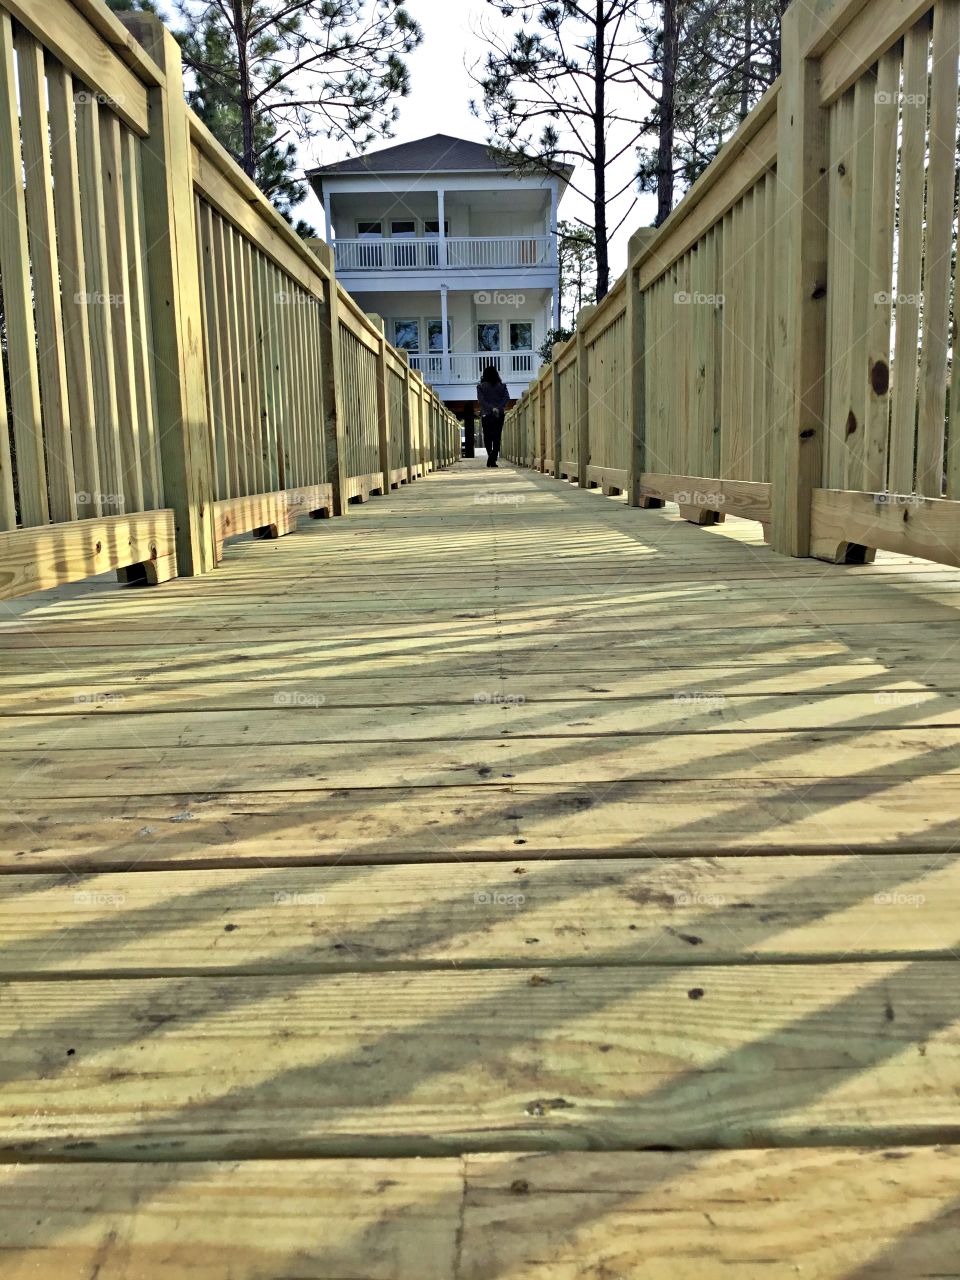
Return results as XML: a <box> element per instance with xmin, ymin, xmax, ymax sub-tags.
<box><xmin>0</xmin><ymin>510</ymin><xmax>176</xmax><ymax>599</ymax></box>
<box><xmin>626</xmin><ymin>228</ymin><xmax>656</xmax><ymax>507</ymax></box>
<box><xmin>809</xmin><ymin>488</ymin><xmax>960</xmax><ymax>567</ymax></box>
<box><xmin>311</xmin><ymin>241</ymin><xmax>349</xmax><ymax>516</ymax></box>
<box><xmin>120</xmin><ymin>16</ymin><xmax>216</xmax><ymax>575</ymax></box>
<box><xmin>575</xmin><ymin>305</ymin><xmax>596</xmax><ymax>488</ymax></box>
<box><xmin>366</xmin><ymin>313</ymin><xmax>393</xmax><ymax>497</ymax></box>
<box><xmin>770</xmin><ymin>3</ymin><xmax>828</xmax><ymax>556</ymax></box>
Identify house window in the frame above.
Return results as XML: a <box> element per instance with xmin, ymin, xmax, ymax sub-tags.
<box><xmin>423</xmin><ymin>220</ymin><xmax>448</xmax><ymax>266</ymax></box>
<box><xmin>393</xmin><ymin>318</ymin><xmax>420</xmax><ymax>353</ymax></box>
<box><xmin>356</xmin><ymin>220</ymin><xmax>382</xmax><ymax>268</ymax></box>
<box><xmin>427</xmin><ymin>319</ymin><xmax>452</xmax><ymax>352</ymax></box>
<box><xmin>477</xmin><ymin>322</ymin><xmax>501</xmax><ymax>353</ymax></box>
<box><xmin>509</xmin><ymin>322</ymin><xmax>533</xmax><ymax>350</ymax></box>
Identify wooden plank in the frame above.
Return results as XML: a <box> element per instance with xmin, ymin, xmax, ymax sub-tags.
<box><xmin>0</xmin><ymin>13</ymin><xmax>48</xmax><ymax>526</ymax></box>
<box><xmin>15</xmin><ymin>29</ymin><xmax>76</xmax><ymax>525</ymax></box>
<box><xmin>0</xmin><ymin>510</ymin><xmax>177</xmax><ymax>600</ymax></box>
<box><xmin>98</xmin><ymin>109</ymin><xmax>145</xmax><ymax>514</ymax></box>
<box><xmin>916</xmin><ymin>0</ymin><xmax>960</xmax><ymax>497</ymax></box>
<box><xmin>1</xmin><ymin>1147</ymin><xmax>958</xmax><ymax>1280</ymax></box>
<box><xmin>0</xmin><ymin>1159</ymin><xmax>461</xmax><ymax>1280</ymax></box>
<box><xmin>819</xmin><ymin>0</ymin><xmax>940</xmax><ymax>103</ymax></box>
<box><xmin>213</xmin><ymin>485</ymin><xmax>332</xmax><ymax>554</ymax></box>
<box><xmin>636</xmin><ymin>103</ymin><xmax>779</xmax><ymax>290</ymax></box>
<box><xmin>123</xmin><ymin>129</ymin><xmax>162</xmax><ymax>510</ymax></box>
<box><xmin>4</xmin><ymin>773</ymin><xmax>960</xmax><ymax>872</ymax></box>
<box><xmin>770</xmin><ymin>2</ymin><xmax>829</xmax><ymax>555</ymax></box>
<box><xmin>460</xmin><ymin>1146</ymin><xmax>960</xmax><ymax>1280</ymax></box>
<box><xmin>4</xmin><ymin>851</ymin><xmax>960</xmax><ymax>976</ymax></box>
<box><xmin>2</xmin><ymin>961</ymin><xmax>959</xmax><ymax>1157</ymax></box>
<box><xmin>639</xmin><ymin>474</ymin><xmax>770</xmax><ymax>522</ymax></box>
<box><xmin>75</xmin><ymin>93</ymin><xmax>124</xmax><ymax>516</ymax></box>
<box><xmin>47</xmin><ymin>63</ymin><xmax>101</xmax><ymax>523</ymax></box>
<box><xmin>7</xmin><ymin>725</ymin><xmax>960</xmax><ymax>796</ymax></box>
<box><xmin>2</xmin><ymin>0</ymin><xmax>150</xmax><ymax>135</ymax></box>
<box><xmin>888</xmin><ymin>20</ymin><xmax>929</xmax><ymax>494</ymax></box>
<box><xmin>313</xmin><ymin>241</ymin><xmax>348</xmax><ymax>515</ymax></box>
<box><xmin>121</xmin><ymin>16</ymin><xmax>215</xmax><ymax>574</ymax></box>
<box><xmin>811</xmin><ymin>488</ymin><xmax>960</xmax><ymax>566</ymax></box>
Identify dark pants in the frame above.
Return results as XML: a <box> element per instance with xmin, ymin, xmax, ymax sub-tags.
<box><xmin>481</xmin><ymin>412</ymin><xmax>504</xmax><ymax>466</ymax></box>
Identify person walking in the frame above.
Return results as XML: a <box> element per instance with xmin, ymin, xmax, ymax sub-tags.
<box><xmin>477</xmin><ymin>365</ymin><xmax>510</xmax><ymax>468</ymax></box>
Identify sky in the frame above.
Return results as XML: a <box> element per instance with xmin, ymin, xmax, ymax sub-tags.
<box><xmin>296</xmin><ymin>0</ymin><xmax>659</xmax><ymax>278</ymax></box>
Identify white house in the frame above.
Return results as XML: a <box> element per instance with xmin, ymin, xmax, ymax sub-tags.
<box><xmin>307</xmin><ymin>134</ymin><xmax>570</xmax><ymax>418</ymax></box>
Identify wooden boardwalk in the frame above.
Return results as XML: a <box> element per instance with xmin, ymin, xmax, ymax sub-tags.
<box><xmin>2</xmin><ymin>458</ymin><xmax>960</xmax><ymax>1276</ymax></box>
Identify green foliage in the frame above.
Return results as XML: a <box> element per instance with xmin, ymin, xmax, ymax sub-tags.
<box><xmin>172</xmin><ymin>0</ymin><xmax>422</xmax><ymax>234</ymax></box>
<box><xmin>538</xmin><ymin>325</ymin><xmax>574</xmax><ymax>364</ymax></box>
<box><xmin>637</xmin><ymin>0</ymin><xmax>782</xmax><ymax>208</ymax></box>
<box><xmin>558</xmin><ymin>221</ymin><xmax>597</xmax><ymax>327</ymax></box>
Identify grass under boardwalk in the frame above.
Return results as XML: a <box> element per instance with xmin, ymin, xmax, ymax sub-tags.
<box><xmin>1</xmin><ymin>457</ymin><xmax>960</xmax><ymax>1276</ymax></box>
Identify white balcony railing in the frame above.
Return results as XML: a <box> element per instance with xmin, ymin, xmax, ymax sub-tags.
<box><xmin>333</xmin><ymin>235</ymin><xmax>554</xmax><ymax>272</ymax></box>
<box><xmin>410</xmin><ymin>351</ymin><xmax>537</xmax><ymax>386</ymax></box>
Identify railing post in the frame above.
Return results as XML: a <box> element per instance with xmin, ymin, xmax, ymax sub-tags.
<box><xmin>575</xmin><ymin>305</ymin><xmax>596</xmax><ymax>488</ymax></box>
<box><xmin>550</xmin><ymin>343</ymin><xmax>564</xmax><ymax>480</ymax></box>
<box><xmin>770</xmin><ymin>2</ymin><xmax>828</xmax><ymax>556</ymax></box>
<box><xmin>366</xmin><ymin>312</ymin><xmax>392</xmax><ymax>495</ymax></box>
<box><xmin>312</xmin><ymin>240</ymin><xmax>349</xmax><ymax>517</ymax></box>
<box><xmin>120</xmin><ymin>15</ymin><xmax>215</xmax><ymax>575</ymax></box>
<box><xmin>626</xmin><ymin>228</ymin><xmax>659</xmax><ymax>509</ymax></box>
<box><xmin>398</xmin><ymin>350</ymin><xmax>414</xmax><ymax>483</ymax></box>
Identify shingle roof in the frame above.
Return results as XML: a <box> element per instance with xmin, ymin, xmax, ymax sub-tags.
<box><xmin>307</xmin><ymin>133</ymin><xmax>573</xmax><ymax>181</ymax></box>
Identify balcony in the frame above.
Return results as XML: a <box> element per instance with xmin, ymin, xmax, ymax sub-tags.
<box><xmin>410</xmin><ymin>350</ymin><xmax>537</xmax><ymax>390</ymax></box>
<box><xmin>333</xmin><ymin>235</ymin><xmax>555</xmax><ymax>273</ymax></box>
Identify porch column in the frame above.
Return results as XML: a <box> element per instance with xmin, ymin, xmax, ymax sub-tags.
<box><xmin>437</xmin><ymin>187</ymin><xmax>447</xmax><ymax>267</ymax></box>
<box><xmin>440</xmin><ymin>284</ymin><xmax>450</xmax><ymax>383</ymax></box>
<box><xmin>549</xmin><ymin>183</ymin><xmax>560</xmax><ymax>328</ymax></box>
<box><xmin>323</xmin><ymin>191</ymin><xmax>333</xmax><ymax>243</ymax></box>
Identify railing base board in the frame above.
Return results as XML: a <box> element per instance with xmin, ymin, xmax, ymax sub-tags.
<box><xmin>586</xmin><ymin>465</ymin><xmax>628</xmax><ymax>497</ymax></box>
<box><xmin>637</xmin><ymin>474</ymin><xmax>772</xmax><ymax>525</ymax></box>
<box><xmin>213</xmin><ymin>486</ymin><xmax>334</xmax><ymax>561</ymax></box>
<box><xmin>0</xmin><ymin>511</ymin><xmax>178</xmax><ymax>601</ymax></box>
<box><xmin>810</xmin><ymin>489</ymin><xmax>959</xmax><ymax>567</ymax></box>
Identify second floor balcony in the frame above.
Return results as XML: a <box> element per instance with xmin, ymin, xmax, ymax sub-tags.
<box><xmin>334</xmin><ymin>234</ymin><xmax>555</xmax><ymax>273</ymax></box>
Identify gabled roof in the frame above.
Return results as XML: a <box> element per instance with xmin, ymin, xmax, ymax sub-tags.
<box><xmin>307</xmin><ymin>133</ymin><xmax>573</xmax><ymax>185</ymax></box>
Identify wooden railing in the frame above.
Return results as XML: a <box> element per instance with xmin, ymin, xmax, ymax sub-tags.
<box><xmin>0</xmin><ymin>0</ymin><xmax>458</xmax><ymax>601</ymax></box>
<box><xmin>506</xmin><ymin>0</ymin><xmax>960</xmax><ymax>568</ymax></box>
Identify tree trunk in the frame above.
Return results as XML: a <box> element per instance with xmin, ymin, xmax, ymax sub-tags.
<box><xmin>593</xmin><ymin>0</ymin><xmax>610</xmax><ymax>299</ymax></box>
<box><xmin>231</xmin><ymin>0</ymin><xmax>256</xmax><ymax>178</ymax></box>
<box><xmin>740</xmin><ymin>0</ymin><xmax>754</xmax><ymax>120</ymax></box>
<box><xmin>656</xmin><ymin>0</ymin><xmax>678</xmax><ymax>226</ymax></box>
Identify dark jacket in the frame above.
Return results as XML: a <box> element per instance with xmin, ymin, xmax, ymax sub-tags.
<box><xmin>477</xmin><ymin>378</ymin><xmax>510</xmax><ymax>416</ymax></box>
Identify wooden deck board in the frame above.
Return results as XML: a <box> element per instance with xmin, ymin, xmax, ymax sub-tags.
<box><xmin>2</xmin><ymin>458</ymin><xmax>960</xmax><ymax>1271</ymax></box>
